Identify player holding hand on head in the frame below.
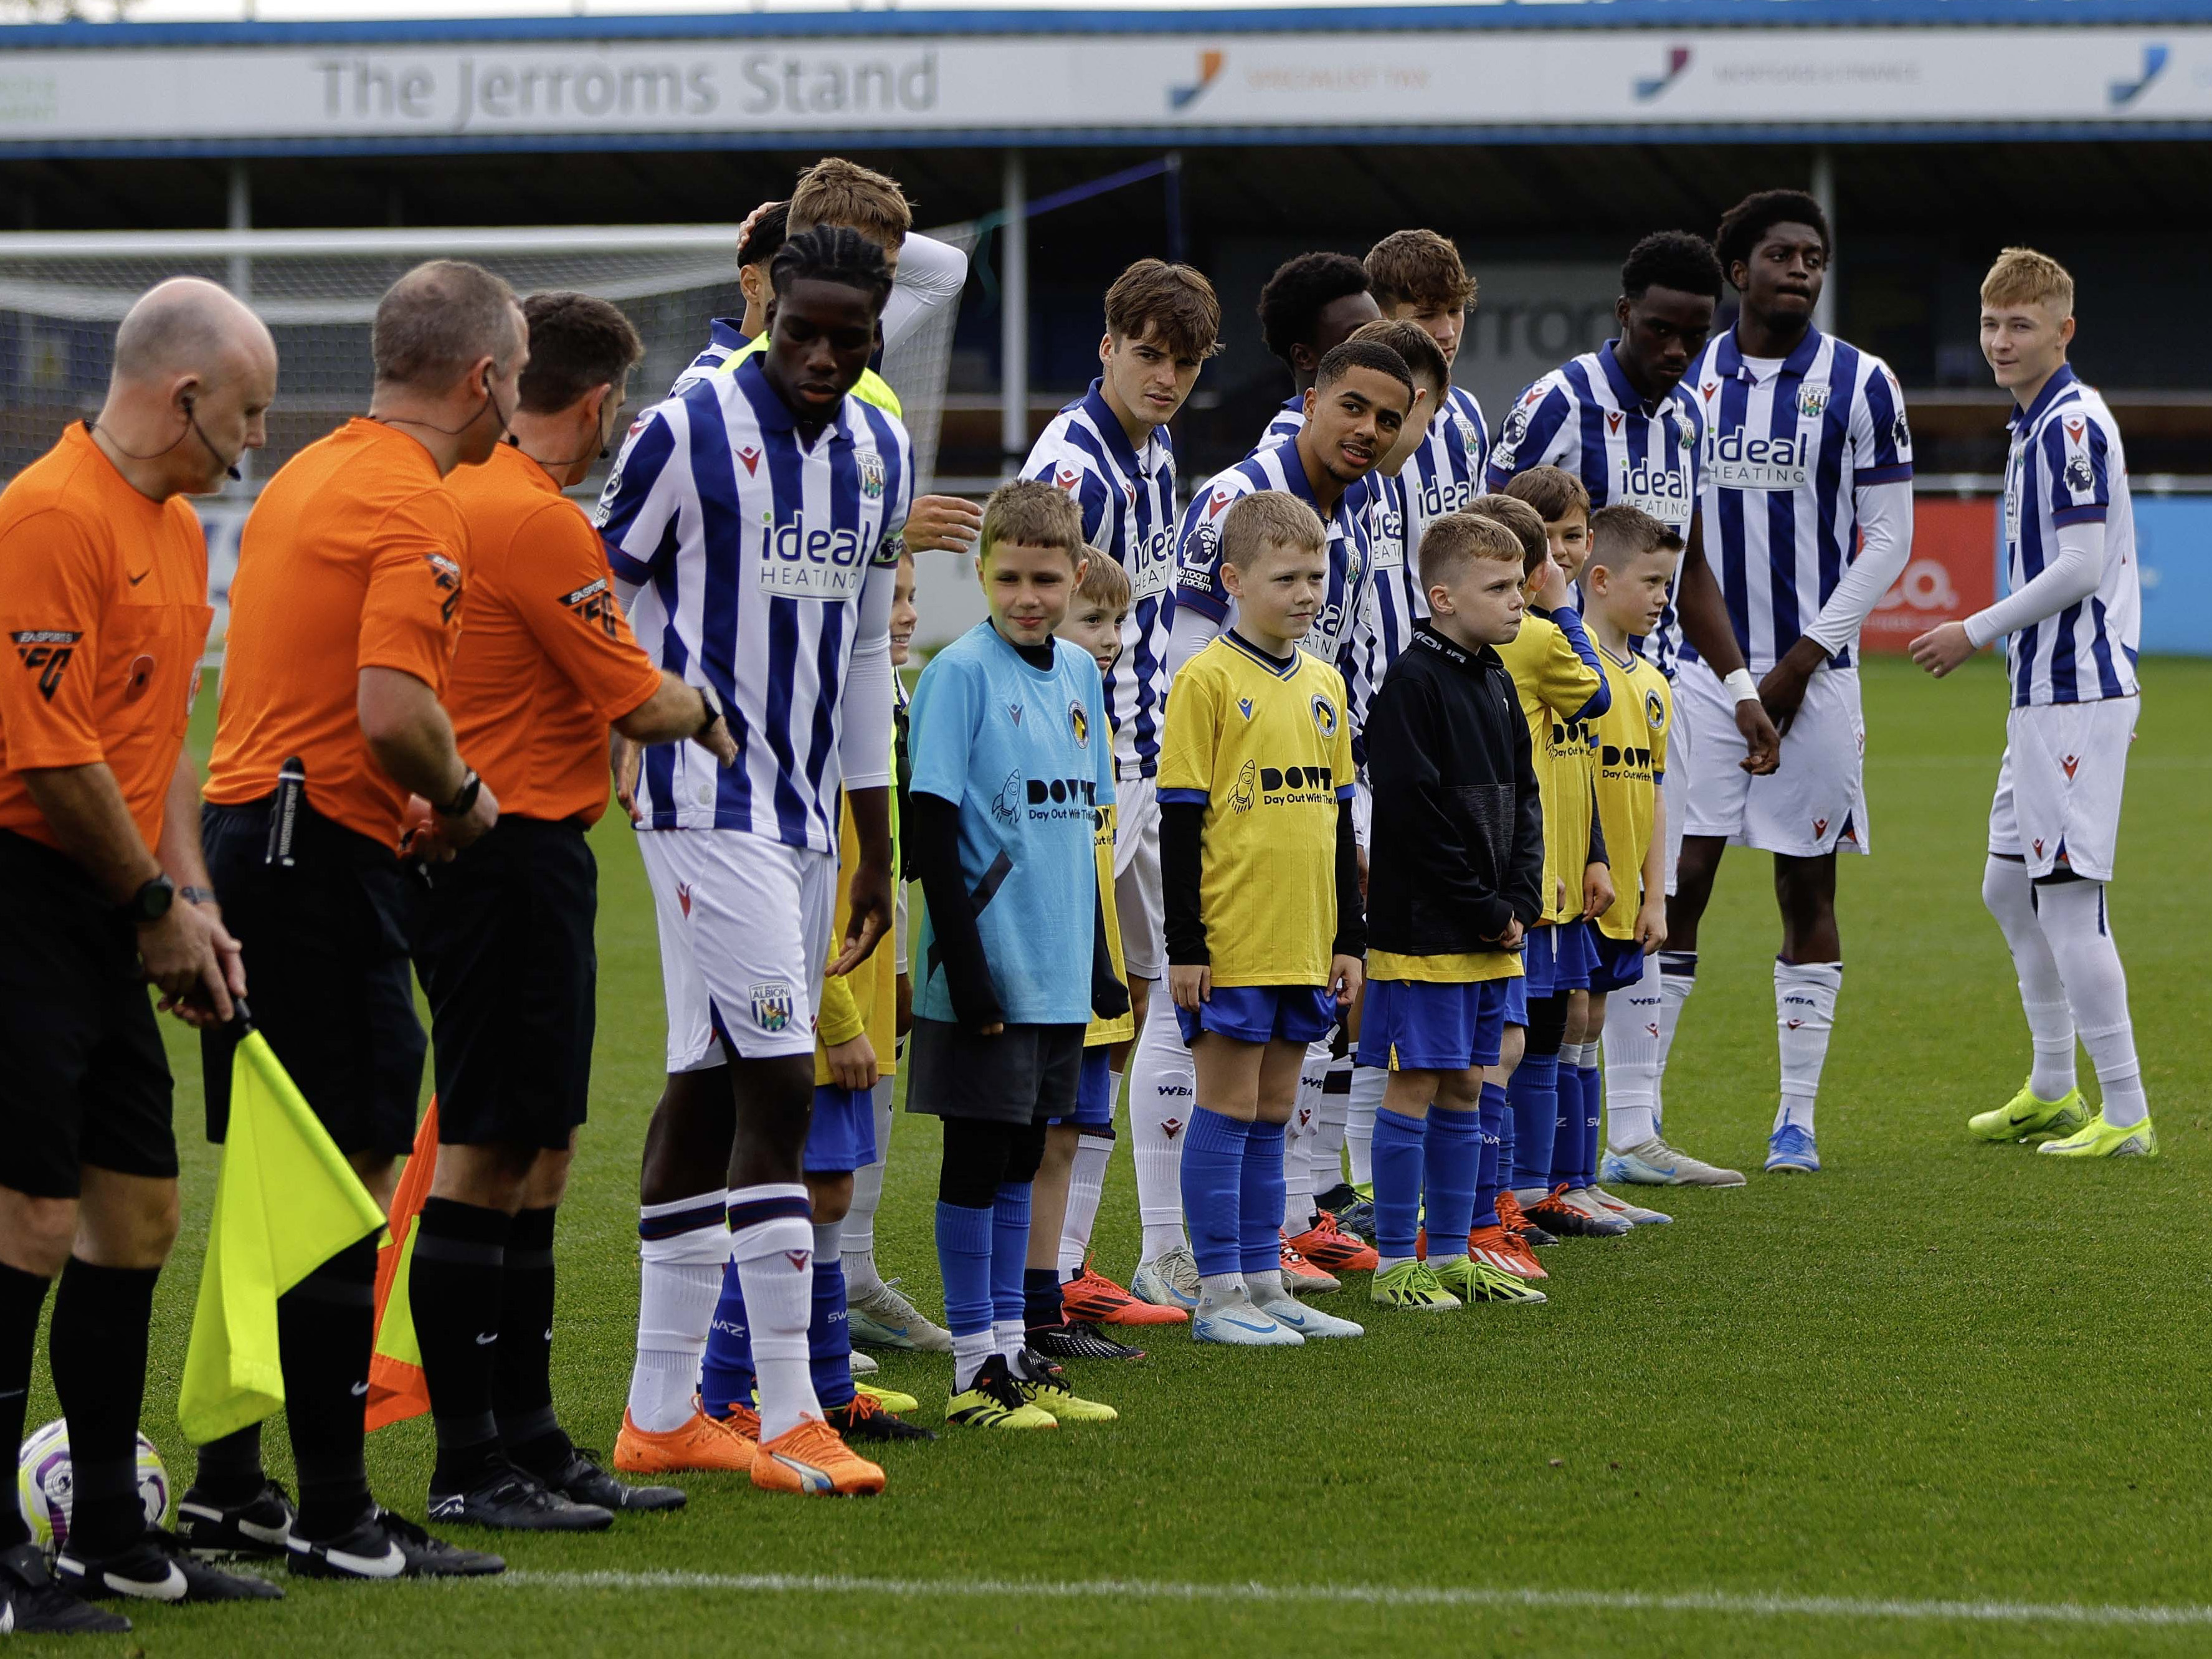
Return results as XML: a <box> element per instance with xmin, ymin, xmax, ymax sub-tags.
<box><xmin>1912</xmin><ymin>248</ymin><xmax>2152</xmax><ymax>1159</ymax></box>
<box><xmin>681</xmin><ymin>161</ymin><xmax>981</xmax><ymax>561</ymax></box>
<box><xmin>1669</xmin><ymin>191</ymin><xmax>1915</xmax><ymax>1177</ymax></box>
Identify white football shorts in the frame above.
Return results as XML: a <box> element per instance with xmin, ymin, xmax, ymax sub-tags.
<box><xmin>1988</xmin><ymin>696</ymin><xmax>2138</xmax><ymax>883</ymax></box>
<box><xmin>638</xmin><ymin>829</ymin><xmax>835</xmax><ymax>1069</ymax></box>
<box><xmin>1661</xmin><ymin>680</ymin><xmax>1694</xmax><ymax>897</ymax></box>
<box><xmin>1681</xmin><ymin>663</ymin><xmax>1871</xmax><ymax>858</ymax></box>
<box><xmin>1114</xmin><ymin>772</ymin><xmax>1164</xmax><ymax>983</ymax></box>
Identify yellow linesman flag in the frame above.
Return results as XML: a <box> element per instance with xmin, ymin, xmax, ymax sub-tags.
<box><xmin>178</xmin><ymin>1027</ymin><xmax>387</xmax><ymax>1446</ymax></box>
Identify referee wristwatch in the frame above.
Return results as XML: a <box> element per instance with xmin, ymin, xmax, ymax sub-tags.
<box><xmin>436</xmin><ymin>768</ymin><xmax>483</xmax><ymax>819</ymax></box>
<box><xmin>120</xmin><ymin>873</ymin><xmax>176</xmax><ymax>926</ymax></box>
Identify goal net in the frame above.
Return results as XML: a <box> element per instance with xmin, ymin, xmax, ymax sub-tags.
<box><xmin>0</xmin><ymin>222</ymin><xmax>971</xmax><ymax>643</ymax></box>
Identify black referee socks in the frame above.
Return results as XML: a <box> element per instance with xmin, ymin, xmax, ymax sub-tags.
<box><xmin>50</xmin><ymin>1258</ymin><xmax>159</xmax><ymax>1559</ymax></box>
<box><xmin>411</xmin><ymin>1199</ymin><xmax>513</xmax><ymax>1494</ymax></box>
<box><xmin>495</xmin><ymin>1205</ymin><xmax>573</xmax><ymax>1479</ymax></box>
<box><xmin>277</xmin><ymin>1237</ymin><xmax>377</xmax><ymax>1542</ymax></box>
<box><xmin>0</xmin><ymin>1263</ymin><xmax>49</xmax><ymax>1550</ymax></box>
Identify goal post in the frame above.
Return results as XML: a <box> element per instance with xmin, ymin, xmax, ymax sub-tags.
<box><xmin>0</xmin><ymin>221</ymin><xmax>971</xmax><ymax>650</ymax></box>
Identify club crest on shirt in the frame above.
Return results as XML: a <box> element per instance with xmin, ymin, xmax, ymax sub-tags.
<box><xmin>1311</xmin><ymin>693</ymin><xmax>1339</xmax><ymax>739</ymax></box>
<box><xmin>1797</xmin><ymin>382</ymin><xmax>1830</xmax><ymax>421</ymax></box>
<box><xmin>1645</xmin><ymin>688</ymin><xmax>1666</xmax><ymax>731</ymax></box>
<box><xmin>1068</xmin><ymin>698</ymin><xmax>1089</xmax><ymax>748</ymax></box>
<box><xmin>749</xmin><ymin>981</ymin><xmax>794</xmax><ymax>1033</ymax></box>
<box><xmin>857</xmin><ymin>449</ymin><xmax>886</xmax><ymax>500</ymax></box>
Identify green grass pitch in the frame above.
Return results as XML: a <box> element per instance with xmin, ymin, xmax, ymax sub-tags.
<box><xmin>22</xmin><ymin>654</ymin><xmax>2210</xmax><ymax>1657</ymax></box>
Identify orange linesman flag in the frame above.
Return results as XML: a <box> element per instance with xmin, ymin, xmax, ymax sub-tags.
<box><xmin>365</xmin><ymin>1098</ymin><xmax>439</xmax><ymax>1432</ymax></box>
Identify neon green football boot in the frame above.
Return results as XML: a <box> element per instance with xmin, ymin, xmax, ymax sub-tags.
<box><xmin>2038</xmin><ymin>1112</ymin><xmax>2158</xmax><ymax>1159</ymax></box>
<box><xmin>1370</xmin><ymin>1260</ymin><xmax>1460</xmax><ymax>1312</ymax></box>
<box><xmin>1968</xmin><ymin>1080</ymin><xmax>2090</xmax><ymax>1143</ymax></box>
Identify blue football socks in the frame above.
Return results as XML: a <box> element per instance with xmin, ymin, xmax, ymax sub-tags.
<box><xmin>1240</xmin><ymin>1118</ymin><xmax>1288</xmax><ymax>1279</ymax></box>
<box><xmin>1423</xmin><ymin>1105</ymin><xmax>1482</xmax><ymax>1253</ymax></box>
<box><xmin>1371</xmin><ymin>1107</ymin><xmax>1426</xmax><ymax>1260</ymax></box>
<box><xmin>1181</xmin><ymin>1107</ymin><xmax>1251</xmax><ymax>1278</ymax></box>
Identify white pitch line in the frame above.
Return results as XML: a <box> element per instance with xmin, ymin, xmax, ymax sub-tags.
<box><xmin>495</xmin><ymin>1570</ymin><xmax>2212</xmax><ymax>1629</ymax></box>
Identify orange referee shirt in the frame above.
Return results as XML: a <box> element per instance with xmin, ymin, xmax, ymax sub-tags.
<box><xmin>441</xmin><ymin>441</ymin><xmax>662</xmax><ymax>827</ymax></box>
<box><xmin>206</xmin><ymin>418</ymin><xmax>468</xmax><ymax>846</ymax></box>
<box><xmin>0</xmin><ymin>422</ymin><xmax>211</xmax><ymax>854</ymax></box>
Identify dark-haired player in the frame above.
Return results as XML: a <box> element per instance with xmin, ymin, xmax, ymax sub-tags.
<box><xmin>1669</xmin><ymin>190</ymin><xmax>1914</xmax><ymax>1177</ymax></box>
<box><xmin>1255</xmin><ymin>252</ymin><xmax>1380</xmax><ymax>444</ymax></box>
<box><xmin>600</xmin><ymin>227</ymin><xmax>909</xmax><ymax>1498</ymax></box>
<box><xmin>1486</xmin><ymin>231</ymin><xmax>1779</xmax><ymax>1189</ymax></box>
<box><xmin>1126</xmin><ymin>337</ymin><xmax>1410</xmax><ymax>1309</ymax></box>
<box><xmin>1022</xmin><ymin>260</ymin><xmax>1221</xmax><ymax>1329</ymax></box>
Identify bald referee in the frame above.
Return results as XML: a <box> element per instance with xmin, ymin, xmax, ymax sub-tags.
<box><xmin>0</xmin><ymin>279</ymin><xmax>279</xmax><ymax>1623</ymax></box>
<box><xmin>187</xmin><ymin>262</ymin><xmax>518</xmax><ymax>1581</ymax></box>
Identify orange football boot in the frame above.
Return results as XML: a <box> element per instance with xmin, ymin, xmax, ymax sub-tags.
<box><xmin>1062</xmin><ymin>1260</ymin><xmax>1187</xmax><ymax>1326</ymax></box>
<box><xmin>613</xmin><ymin>1398</ymin><xmax>756</xmax><ymax>1475</ymax></box>
<box><xmin>1287</xmin><ymin>1210</ymin><xmax>1379</xmax><ymax>1273</ymax></box>
<box><xmin>1278</xmin><ymin>1236</ymin><xmax>1342</xmax><ymax>1294</ymax></box>
<box><xmin>751</xmin><ymin>1417</ymin><xmax>886</xmax><ymax>1496</ymax></box>
<box><xmin>1468</xmin><ymin>1222</ymin><xmax>1546</xmax><ymax>1280</ymax></box>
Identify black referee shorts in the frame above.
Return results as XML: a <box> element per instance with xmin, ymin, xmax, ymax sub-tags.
<box><xmin>0</xmin><ymin>830</ymin><xmax>178</xmax><ymax>1198</ymax></box>
<box><xmin>413</xmin><ymin>815</ymin><xmax>597</xmax><ymax>1151</ymax></box>
<box><xmin>199</xmin><ymin>796</ymin><xmax>425</xmax><ymax>1159</ymax></box>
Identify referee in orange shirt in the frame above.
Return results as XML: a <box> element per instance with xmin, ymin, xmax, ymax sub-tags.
<box><xmin>188</xmin><ymin>262</ymin><xmax>518</xmax><ymax>1580</ymax></box>
<box><xmin>0</xmin><ymin>278</ymin><xmax>278</xmax><ymax>1623</ymax></box>
<box><xmin>415</xmin><ymin>292</ymin><xmax>734</xmax><ymax>1527</ymax></box>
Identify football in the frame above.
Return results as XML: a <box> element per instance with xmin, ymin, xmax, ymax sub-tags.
<box><xmin>16</xmin><ymin>1419</ymin><xmax>171</xmax><ymax>1553</ymax></box>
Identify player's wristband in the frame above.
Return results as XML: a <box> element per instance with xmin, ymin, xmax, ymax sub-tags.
<box><xmin>1723</xmin><ymin>668</ymin><xmax>1760</xmax><ymax>704</ymax></box>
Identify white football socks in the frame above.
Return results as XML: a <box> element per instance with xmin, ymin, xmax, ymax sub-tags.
<box><xmin>1773</xmin><ymin>961</ymin><xmax>1843</xmax><ymax>1134</ymax></box>
<box><xmin>952</xmin><ymin>1328</ymin><xmax>994</xmax><ymax>1393</ymax></box>
<box><xmin>994</xmin><ymin>1318</ymin><xmax>1026</xmax><ymax>1368</ymax></box>
<box><xmin>1654</xmin><ymin>951</ymin><xmax>1696</xmax><ymax>1131</ymax></box>
<box><xmin>1312</xmin><ymin>1057</ymin><xmax>1351</xmax><ymax>1195</ymax></box>
<box><xmin>1347</xmin><ymin>1064</ymin><xmax>1386</xmax><ymax>1186</ymax></box>
<box><xmin>1129</xmin><ymin>988</ymin><xmax>1193</xmax><ymax>1261</ymax></box>
<box><xmin>840</xmin><ymin>1077</ymin><xmax>896</xmax><ymax>1298</ymax></box>
<box><xmin>626</xmin><ymin>1191</ymin><xmax>729</xmax><ymax>1433</ymax></box>
<box><xmin>1058</xmin><ymin>1132</ymin><xmax>1113</xmax><ymax>1278</ymax></box>
<box><xmin>2034</xmin><ymin>878</ymin><xmax>2150</xmax><ymax>1129</ymax></box>
<box><xmin>1280</xmin><ymin>1042</ymin><xmax>1329</xmax><ymax>1231</ymax></box>
<box><xmin>1982</xmin><ymin>855</ymin><xmax>2079</xmax><ymax>1101</ymax></box>
<box><xmin>728</xmin><ymin>1184</ymin><xmax>820</xmax><ymax>1442</ymax></box>
<box><xmin>1602</xmin><ymin>958</ymin><xmax>1664</xmax><ymax>1151</ymax></box>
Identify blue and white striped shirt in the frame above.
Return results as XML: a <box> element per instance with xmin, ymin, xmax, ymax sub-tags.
<box><xmin>1022</xmin><ymin>380</ymin><xmax>1178</xmax><ymax>779</ymax></box>
<box><xmin>1998</xmin><ymin>366</ymin><xmax>2139</xmax><ymax>708</ymax></box>
<box><xmin>596</xmin><ymin>353</ymin><xmax>913</xmax><ymax>851</ymax></box>
<box><xmin>1485</xmin><ymin>341</ymin><xmax>1707</xmax><ymax>678</ymax></box>
<box><xmin>1170</xmin><ymin>441</ymin><xmax>1376</xmax><ymax>685</ymax></box>
<box><xmin>1686</xmin><ymin>326</ymin><xmax>1911</xmax><ymax>672</ymax></box>
<box><xmin>1367</xmin><ymin>384</ymin><xmax>1489</xmax><ymax>670</ymax></box>
<box><xmin>669</xmin><ymin>316</ymin><xmax>748</xmax><ymax>398</ymax></box>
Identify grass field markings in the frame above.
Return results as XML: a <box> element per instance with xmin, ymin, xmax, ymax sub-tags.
<box><xmin>493</xmin><ymin>1570</ymin><xmax>2212</xmax><ymax>1628</ymax></box>
<box><xmin>1864</xmin><ymin>756</ymin><xmax>2207</xmax><ymax>770</ymax></box>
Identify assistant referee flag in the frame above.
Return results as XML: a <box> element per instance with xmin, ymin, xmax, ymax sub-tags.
<box><xmin>178</xmin><ymin>1024</ymin><xmax>387</xmax><ymax>1445</ymax></box>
